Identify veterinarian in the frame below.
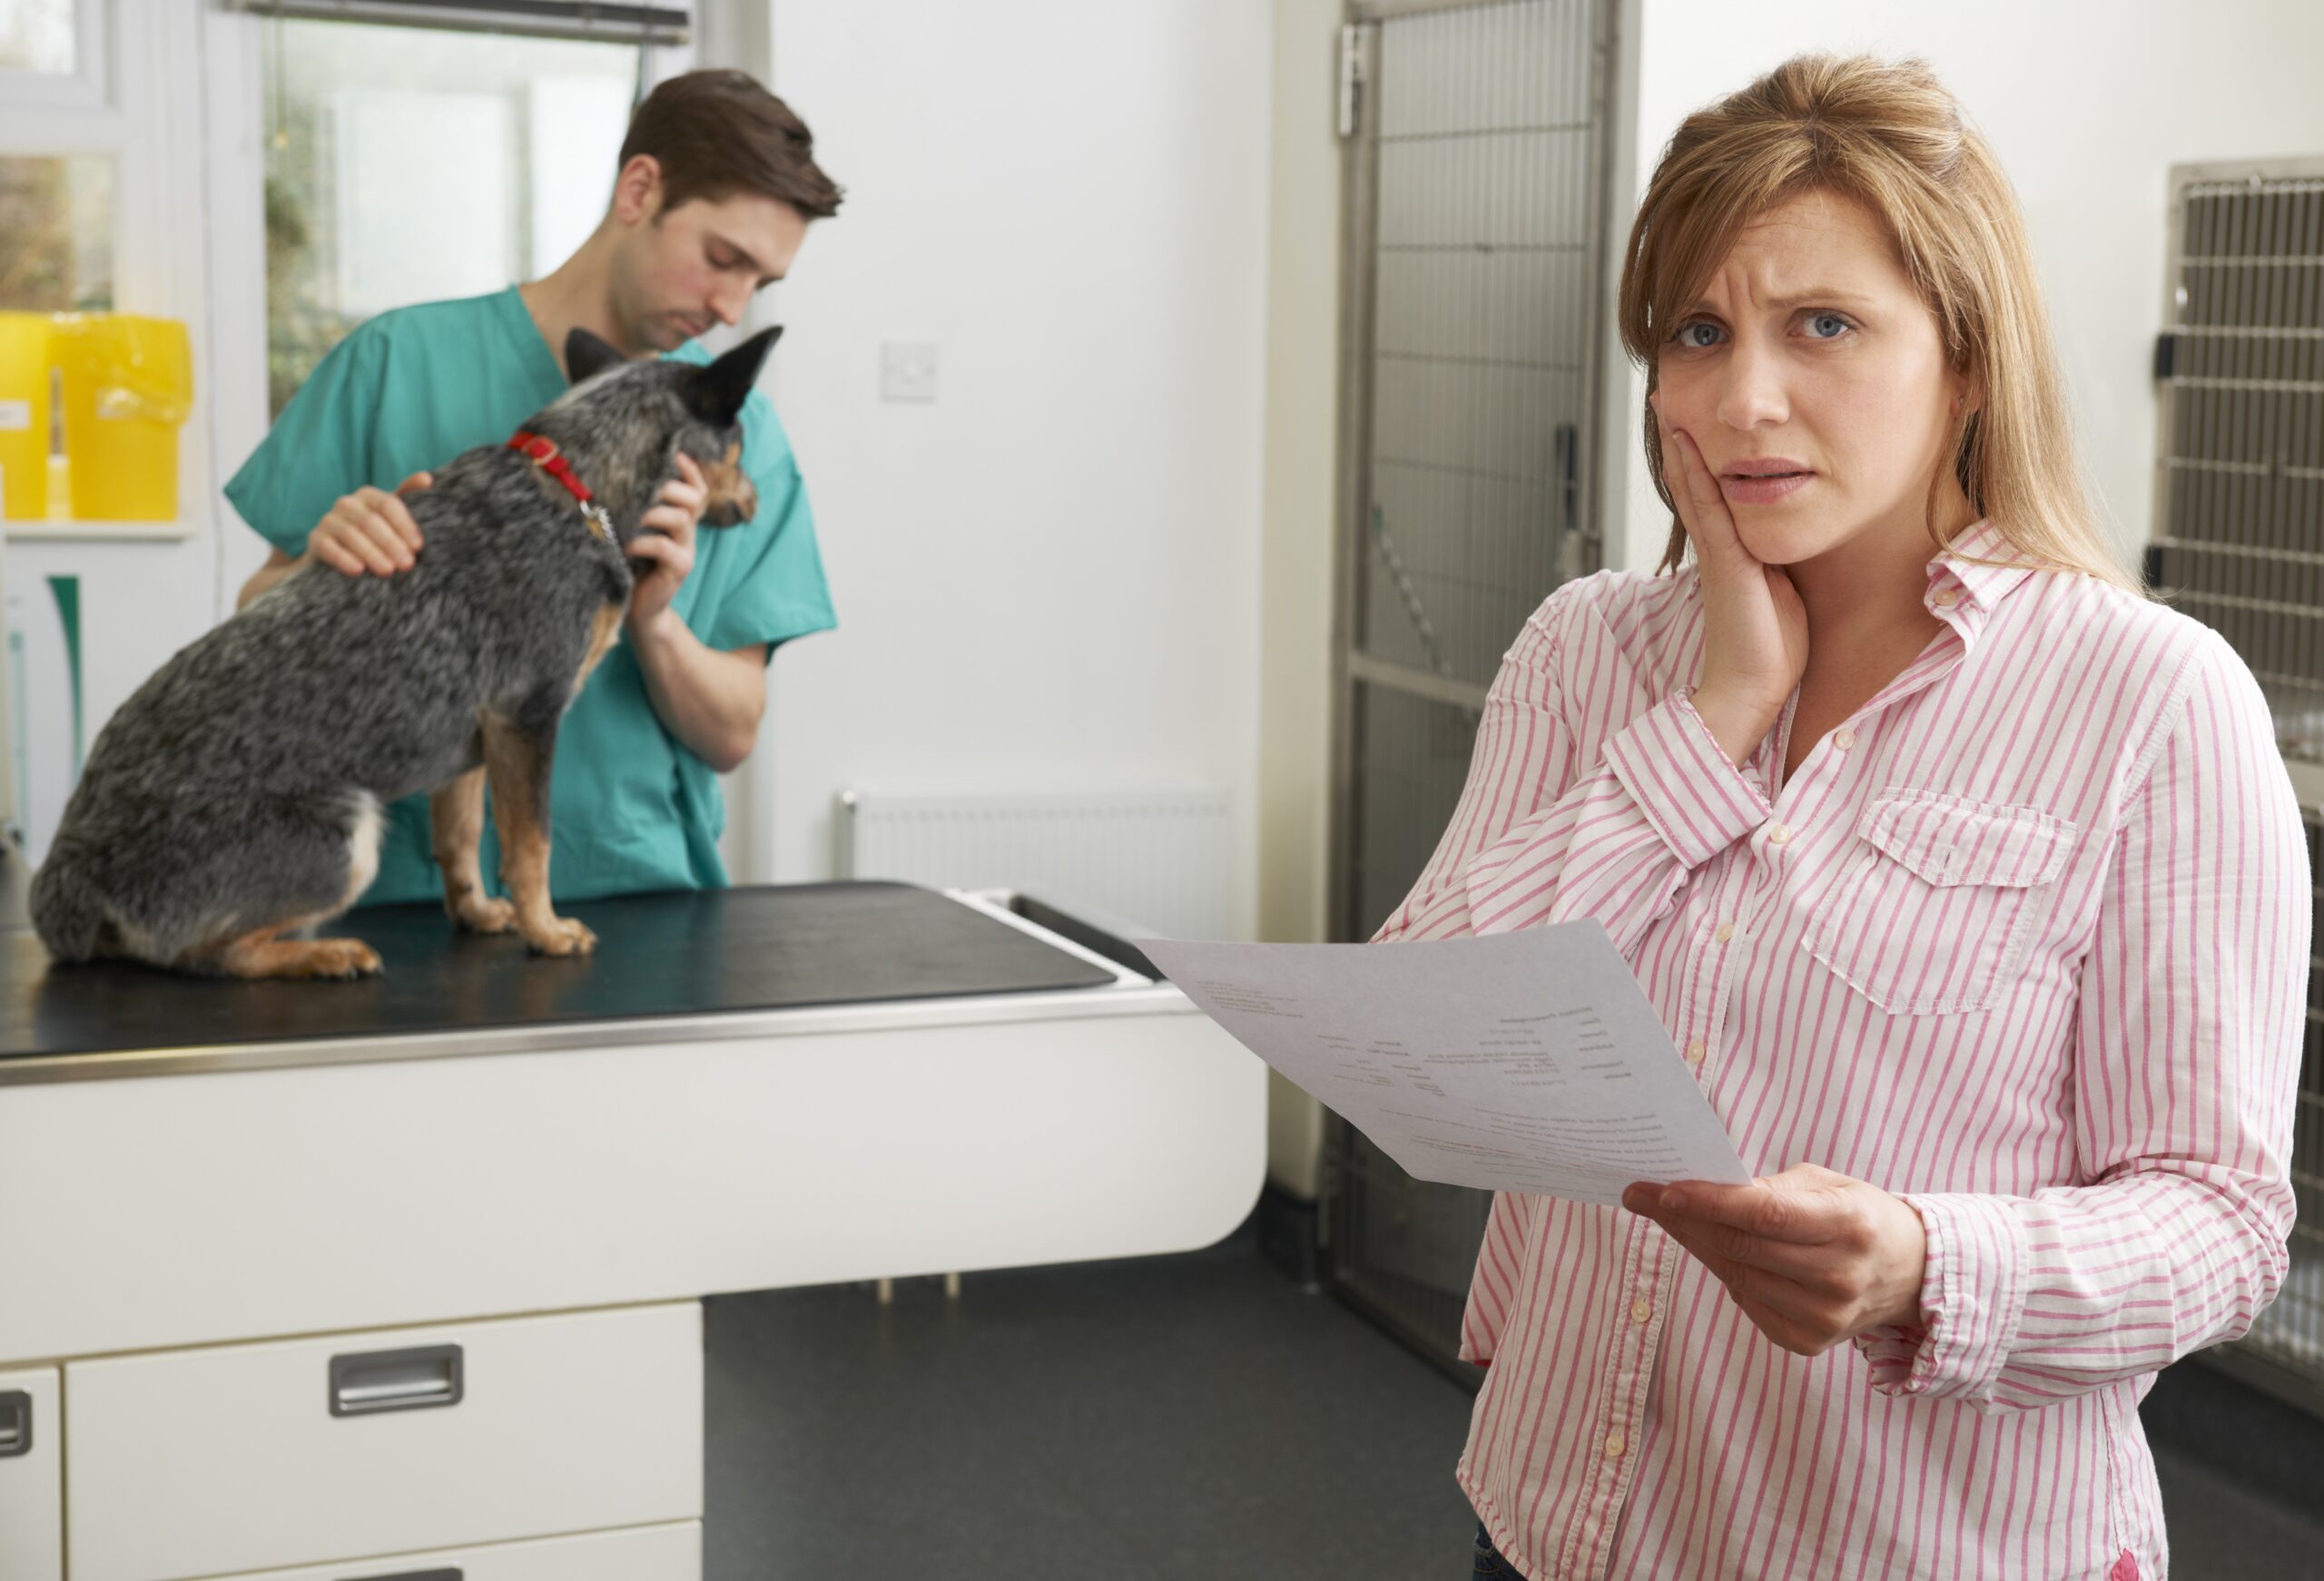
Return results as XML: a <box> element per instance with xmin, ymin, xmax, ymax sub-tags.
<box><xmin>1377</xmin><ymin>54</ymin><xmax>2307</xmax><ymax>1580</ymax></box>
<box><xmin>226</xmin><ymin>70</ymin><xmax>838</xmax><ymax>903</ymax></box>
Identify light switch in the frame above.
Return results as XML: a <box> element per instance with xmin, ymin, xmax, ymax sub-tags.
<box><xmin>881</xmin><ymin>341</ymin><xmax>939</xmax><ymax>404</ymax></box>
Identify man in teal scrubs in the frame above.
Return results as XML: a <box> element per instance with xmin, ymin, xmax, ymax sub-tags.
<box><xmin>229</xmin><ymin>71</ymin><xmax>840</xmax><ymax>906</ymax></box>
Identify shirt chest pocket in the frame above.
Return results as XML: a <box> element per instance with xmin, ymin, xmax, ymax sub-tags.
<box><xmin>1803</xmin><ymin>791</ymin><xmax>2076</xmax><ymax>1016</ymax></box>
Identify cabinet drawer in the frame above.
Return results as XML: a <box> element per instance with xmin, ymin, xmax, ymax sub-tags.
<box><xmin>0</xmin><ymin>1365</ymin><xmax>62</xmax><ymax>1581</ymax></box>
<box><xmin>66</xmin><ymin>1303</ymin><xmax>701</xmax><ymax>1581</ymax></box>
<box><xmin>202</xmin><ymin>1518</ymin><xmax>698</xmax><ymax>1580</ymax></box>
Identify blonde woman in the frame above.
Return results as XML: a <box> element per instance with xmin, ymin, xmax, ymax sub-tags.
<box><xmin>1379</xmin><ymin>55</ymin><xmax>2308</xmax><ymax>1581</ymax></box>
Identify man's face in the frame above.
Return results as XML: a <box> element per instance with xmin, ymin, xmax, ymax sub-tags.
<box><xmin>612</xmin><ymin>183</ymin><xmax>809</xmax><ymax>353</ymax></box>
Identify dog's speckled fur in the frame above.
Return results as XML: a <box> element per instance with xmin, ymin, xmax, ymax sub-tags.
<box><xmin>31</xmin><ymin>326</ymin><xmax>780</xmax><ymax>977</ymax></box>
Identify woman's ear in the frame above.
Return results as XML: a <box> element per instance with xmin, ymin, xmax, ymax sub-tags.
<box><xmin>1949</xmin><ymin>362</ymin><xmax>1984</xmax><ymax>421</ymax></box>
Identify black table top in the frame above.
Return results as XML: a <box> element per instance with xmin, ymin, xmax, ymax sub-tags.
<box><xmin>0</xmin><ymin>881</ymin><xmax>1121</xmax><ymax>1062</ymax></box>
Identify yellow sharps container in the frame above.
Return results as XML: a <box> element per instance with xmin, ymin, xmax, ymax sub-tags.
<box><xmin>0</xmin><ymin>312</ymin><xmax>54</xmax><ymax>520</ymax></box>
<box><xmin>55</xmin><ymin>314</ymin><xmax>193</xmax><ymax>522</ymax></box>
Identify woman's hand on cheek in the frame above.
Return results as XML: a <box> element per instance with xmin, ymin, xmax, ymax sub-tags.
<box><xmin>1620</xmin><ymin>1164</ymin><xmax>1928</xmax><ymax>1357</ymax></box>
<box><xmin>1652</xmin><ymin>390</ymin><xmax>1809</xmax><ymax>765</ymax></box>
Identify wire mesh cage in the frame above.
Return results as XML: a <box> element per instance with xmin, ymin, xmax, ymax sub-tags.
<box><xmin>2235</xmin><ymin>810</ymin><xmax>2324</xmax><ymax>1404</ymax></box>
<box><xmin>2151</xmin><ymin>160</ymin><xmax>2324</xmax><ymax>1417</ymax></box>
<box><xmin>1324</xmin><ymin>0</ymin><xmax>1614</xmax><ymax>1374</ymax></box>
<box><xmin>2151</xmin><ymin>166</ymin><xmax>2324</xmax><ymax>759</ymax></box>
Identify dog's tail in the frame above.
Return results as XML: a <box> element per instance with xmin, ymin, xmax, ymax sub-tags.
<box><xmin>30</xmin><ymin>850</ymin><xmax>106</xmax><ymax>963</ymax></box>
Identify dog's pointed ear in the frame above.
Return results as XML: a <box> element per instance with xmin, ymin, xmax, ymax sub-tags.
<box><xmin>565</xmin><ymin>328</ymin><xmax>627</xmax><ymax>386</ymax></box>
<box><xmin>692</xmin><ymin>326</ymin><xmax>783</xmax><ymax>425</ymax></box>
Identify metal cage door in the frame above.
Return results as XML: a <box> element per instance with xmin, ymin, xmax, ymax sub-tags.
<box><xmin>2150</xmin><ymin>159</ymin><xmax>2324</xmax><ymax>1420</ymax></box>
<box><xmin>1323</xmin><ymin>0</ymin><xmax>1616</xmax><ymax>1373</ymax></box>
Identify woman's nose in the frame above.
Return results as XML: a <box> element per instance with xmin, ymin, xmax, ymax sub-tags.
<box><xmin>1716</xmin><ymin>339</ymin><xmax>1789</xmax><ymax>431</ymax></box>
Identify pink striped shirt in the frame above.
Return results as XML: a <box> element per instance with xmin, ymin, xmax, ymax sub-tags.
<box><xmin>1374</xmin><ymin>522</ymin><xmax>2309</xmax><ymax>1580</ymax></box>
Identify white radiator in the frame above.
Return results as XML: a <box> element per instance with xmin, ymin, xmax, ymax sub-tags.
<box><xmin>835</xmin><ymin>788</ymin><xmax>1236</xmax><ymax>940</ymax></box>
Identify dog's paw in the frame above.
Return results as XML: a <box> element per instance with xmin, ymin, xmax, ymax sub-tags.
<box><xmin>452</xmin><ymin>895</ymin><xmax>518</xmax><ymax>935</ymax></box>
<box><xmin>307</xmin><ymin>938</ymin><xmax>384</xmax><ymax>979</ymax></box>
<box><xmin>526</xmin><ymin>916</ymin><xmax>598</xmax><ymax>957</ymax></box>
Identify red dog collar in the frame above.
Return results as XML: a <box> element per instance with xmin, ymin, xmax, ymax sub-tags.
<box><xmin>508</xmin><ymin>431</ymin><xmax>613</xmax><ymax>543</ymax></box>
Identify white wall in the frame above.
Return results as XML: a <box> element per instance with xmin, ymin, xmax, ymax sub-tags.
<box><xmin>1606</xmin><ymin>0</ymin><xmax>2324</xmax><ymax>574</ymax></box>
<box><xmin>760</xmin><ymin>1</ymin><xmax>1273</xmax><ymax>935</ymax></box>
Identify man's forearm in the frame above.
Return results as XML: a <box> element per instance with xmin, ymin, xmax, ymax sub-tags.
<box><xmin>628</xmin><ymin>611</ymin><xmax>767</xmax><ymax>772</ymax></box>
<box><xmin>236</xmin><ymin>553</ymin><xmax>301</xmax><ymax>610</ymax></box>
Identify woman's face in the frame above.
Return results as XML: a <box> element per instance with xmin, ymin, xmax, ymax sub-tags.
<box><xmin>1653</xmin><ymin>188</ymin><xmax>1970</xmax><ymax>568</ymax></box>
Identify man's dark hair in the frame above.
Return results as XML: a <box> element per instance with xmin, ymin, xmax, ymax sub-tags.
<box><xmin>619</xmin><ymin>70</ymin><xmax>843</xmax><ymax>220</ymax></box>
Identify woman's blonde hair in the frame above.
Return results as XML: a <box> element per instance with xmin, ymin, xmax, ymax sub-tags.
<box><xmin>1618</xmin><ymin>54</ymin><xmax>2136</xmax><ymax>591</ymax></box>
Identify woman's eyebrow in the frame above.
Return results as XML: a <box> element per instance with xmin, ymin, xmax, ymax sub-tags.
<box><xmin>1687</xmin><ymin>288</ymin><xmax>1882</xmax><ymax>314</ymax></box>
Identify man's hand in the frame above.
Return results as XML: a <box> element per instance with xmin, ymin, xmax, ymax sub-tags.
<box><xmin>626</xmin><ymin>453</ymin><xmax>709</xmax><ymax>632</ymax></box>
<box><xmin>1622</xmin><ymin>1164</ymin><xmax>1928</xmax><ymax>1356</ymax></box>
<box><xmin>309</xmin><ymin>471</ymin><xmax>432</xmax><ymax>575</ymax></box>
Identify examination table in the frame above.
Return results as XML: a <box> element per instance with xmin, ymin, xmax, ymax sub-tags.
<box><xmin>0</xmin><ymin>880</ymin><xmax>1264</xmax><ymax>1581</ymax></box>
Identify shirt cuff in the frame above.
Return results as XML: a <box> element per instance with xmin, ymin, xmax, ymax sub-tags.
<box><xmin>1596</xmin><ymin>692</ymin><xmax>1772</xmax><ymax>870</ymax></box>
<box><xmin>1855</xmin><ymin>1193</ymin><xmax>2030</xmax><ymax>1402</ymax></box>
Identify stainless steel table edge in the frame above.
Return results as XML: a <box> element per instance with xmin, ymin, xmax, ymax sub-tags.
<box><xmin>0</xmin><ymin>889</ymin><xmax>1196</xmax><ymax>1088</ymax></box>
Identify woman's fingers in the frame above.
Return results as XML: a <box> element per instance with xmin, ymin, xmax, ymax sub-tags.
<box><xmin>1667</xmin><ymin>427</ymin><xmax>1747</xmax><ymax>569</ymax></box>
<box><xmin>1652</xmin><ymin>398</ymin><xmax>1741</xmax><ymax>574</ymax></box>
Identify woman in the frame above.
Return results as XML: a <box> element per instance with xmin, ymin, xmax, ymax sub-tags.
<box><xmin>1379</xmin><ymin>54</ymin><xmax>2308</xmax><ymax>1581</ymax></box>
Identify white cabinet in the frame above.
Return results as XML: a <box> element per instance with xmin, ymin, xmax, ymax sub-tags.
<box><xmin>0</xmin><ymin>1366</ymin><xmax>61</xmax><ymax>1581</ymax></box>
<box><xmin>199</xmin><ymin>1519</ymin><xmax>699</xmax><ymax>1580</ymax></box>
<box><xmin>65</xmin><ymin>1304</ymin><xmax>702</xmax><ymax>1581</ymax></box>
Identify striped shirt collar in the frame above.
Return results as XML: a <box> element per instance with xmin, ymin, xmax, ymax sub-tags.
<box><xmin>1929</xmin><ymin>518</ymin><xmax>2037</xmax><ymax>614</ymax></box>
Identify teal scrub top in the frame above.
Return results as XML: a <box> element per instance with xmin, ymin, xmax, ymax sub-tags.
<box><xmin>224</xmin><ymin>286</ymin><xmax>836</xmax><ymax>904</ymax></box>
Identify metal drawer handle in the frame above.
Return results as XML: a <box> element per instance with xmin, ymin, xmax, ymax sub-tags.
<box><xmin>340</xmin><ymin>1570</ymin><xmax>461</xmax><ymax>1581</ymax></box>
<box><xmin>0</xmin><ymin>1390</ymin><xmax>28</xmax><ymax>1458</ymax></box>
<box><xmin>329</xmin><ymin>1343</ymin><xmax>463</xmax><ymax>1418</ymax></box>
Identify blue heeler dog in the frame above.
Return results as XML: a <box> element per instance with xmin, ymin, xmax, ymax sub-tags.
<box><xmin>29</xmin><ymin>326</ymin><xmax>779</xmax><ymax>979</ymax></box>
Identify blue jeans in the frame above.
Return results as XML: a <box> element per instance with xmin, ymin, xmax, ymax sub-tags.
<box><xmin>1472</xmin><ymin>1522</ymin><xmax>1521</xmax><ymax>1577</ymax></box>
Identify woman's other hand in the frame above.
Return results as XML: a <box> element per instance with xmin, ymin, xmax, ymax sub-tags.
<box><xmin>1622</xmin><ymin>1164</ymin><xmax>1927</xmax><ymax>1356</ymax></box>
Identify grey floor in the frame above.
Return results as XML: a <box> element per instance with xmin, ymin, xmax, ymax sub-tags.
<box><xmin>703</xmin><ymin>1222</ymin><xmax>2324</xmax><ymax>1579</ymax></box>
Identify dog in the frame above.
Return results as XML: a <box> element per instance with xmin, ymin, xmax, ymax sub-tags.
<box><xmin>29</xmin><ymin>325</ymin><xmax>778</xmax><ymax>979</ymax></box>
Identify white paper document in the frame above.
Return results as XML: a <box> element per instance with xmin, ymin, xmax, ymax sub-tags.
<box><xmin>1137</xmin><ymin>925</ymin><xmax>1750</xmax><ymax>1206</ymax></box>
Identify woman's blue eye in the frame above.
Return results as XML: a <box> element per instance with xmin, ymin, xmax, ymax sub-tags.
<box><xmin>1672</xmin><ymin>321</ymin><xmax>1722</xmax><ymax>349</ymax></box>
<box><xmin>1807</xmin><ymin>311</ymin><xmax>1852</xmax><ymax>339</ymax></box>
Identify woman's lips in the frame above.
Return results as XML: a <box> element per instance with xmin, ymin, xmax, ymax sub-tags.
<box><xmin>1718</xmin><ymin>469</ymin><xmax>1814</xmax><ymax>505</ymax></box>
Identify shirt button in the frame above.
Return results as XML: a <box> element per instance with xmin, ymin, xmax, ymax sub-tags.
<box><xmin>1768</xmin><ymin>823</ymin><xmax>1793</xmax><ymax>845</ymax></box>
<box><xmin>1715</xmin><ymin>921</ymin><xmax>1736</xmax><ymax>944</ymax></box>
<box><xmin>1605</xmin><ymin>1429</ymin><xmax>1629</xmax><ymax>1458</ymax></box>
<box><xmin>1631</xmin><ymin>1299</ymin><xmax>1653</xmax><ymax>1324</ymax></box>
<box><xmin>1685</xmin><ymin>1038</ymin><xmax>1706</xmax><ymax>1065</ymax></box>
<box><xmin>1833</xmin><ymin>727</ymin><xmax>1856</xmax><ymax>751</ymax></box>
<box><xmin>1933</xmin><ymin>587</ymin><xmax>1958</xmax><ymax>607</ymax></box>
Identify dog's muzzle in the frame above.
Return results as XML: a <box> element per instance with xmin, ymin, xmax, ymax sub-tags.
<box><xmin>704</xmin><ymin>485</ymin><xmax>757</xmax><ymax>527</ymax></box>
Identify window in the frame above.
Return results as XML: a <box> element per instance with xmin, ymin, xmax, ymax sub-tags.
<box><xmin>0</xmin><ymin>1</ymin><xmax>115</xmax><ymax>317</ymax></box>
<box><xmin>0</xmin><ymin>153</ymin><xmax>113</xmax><ymax>312</ymax></box>
<box><xmin>260</xmin><ymin>17</ymin><xmax>643</xmax><ymax>412</ymax></box>
<box><xmin>0</xmin><ymin>0</ymin><xmax>75</xmax><ymax>74</ymax></box>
